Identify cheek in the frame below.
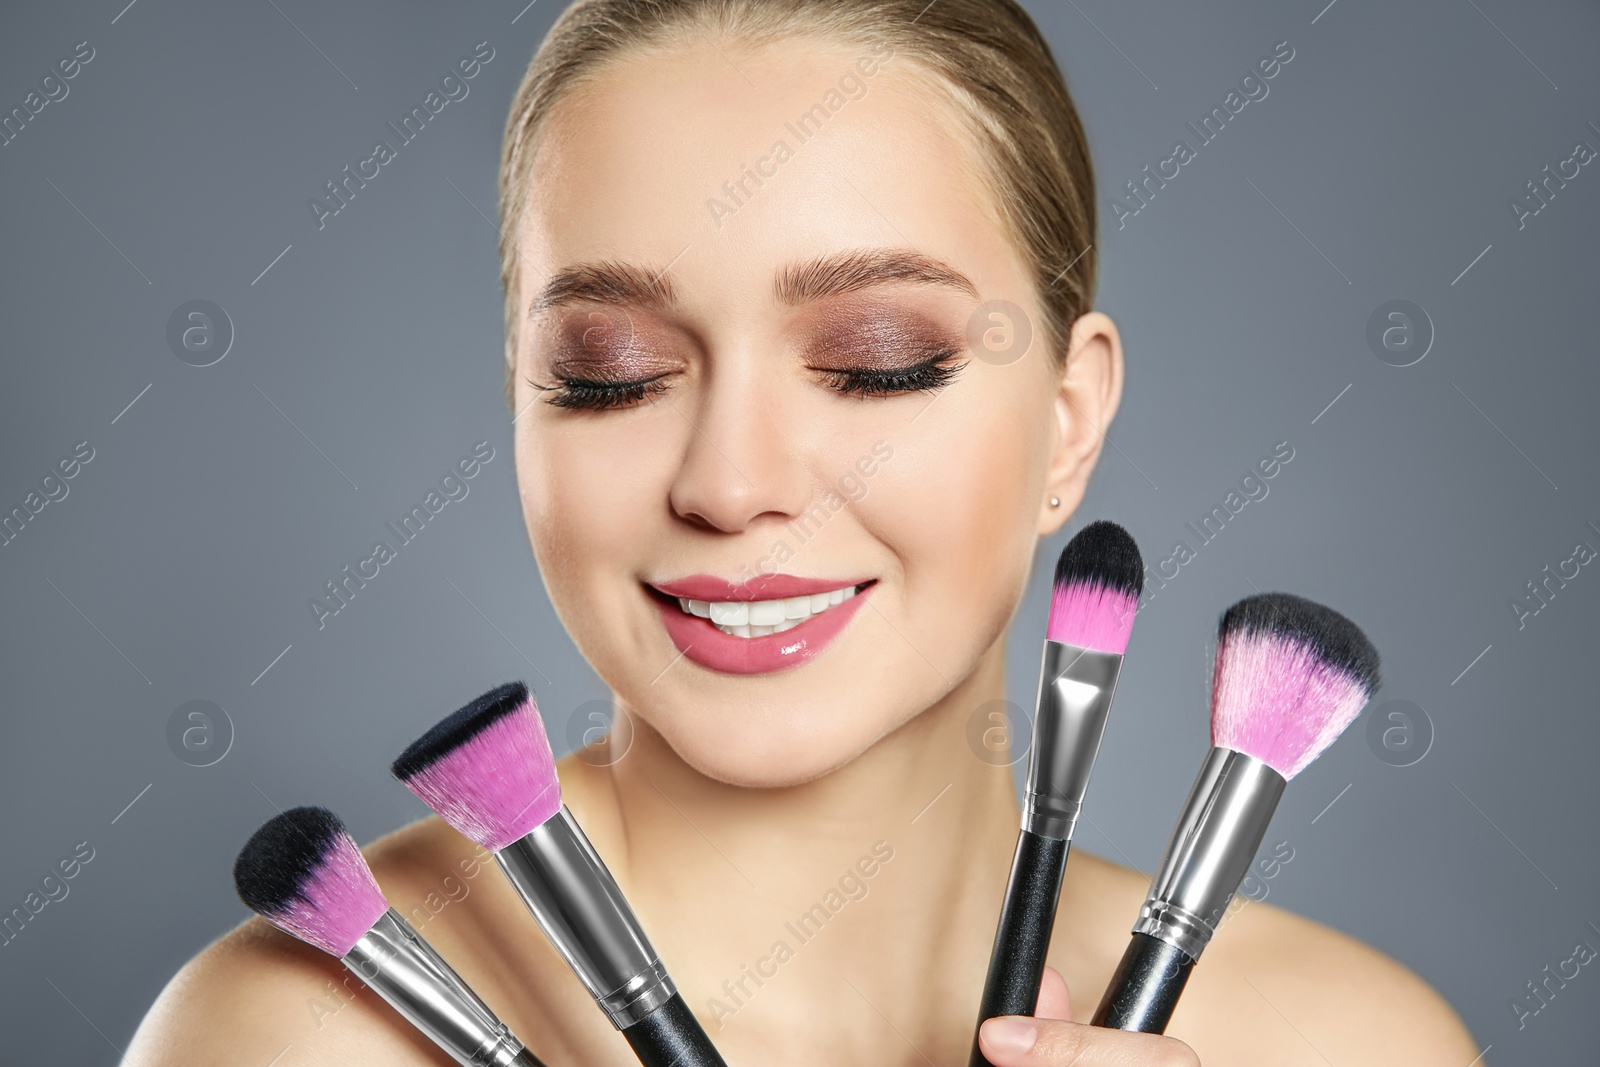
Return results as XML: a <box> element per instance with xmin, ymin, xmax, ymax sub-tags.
<box><xmin>861</xmin><ymin>368</ymin><xmax>1052</xmax><ymax>636</ymax></box>
<box><xmin>516</xmin><ymin>415</ymin><xmax>681</xmax><ymax>599</ymax></box>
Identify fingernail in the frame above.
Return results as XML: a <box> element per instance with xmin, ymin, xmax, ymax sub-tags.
<box><xmin>982</xmin><ymin>1017</ymin><xmax>1039</xmax><ymax>1055</ymax></box>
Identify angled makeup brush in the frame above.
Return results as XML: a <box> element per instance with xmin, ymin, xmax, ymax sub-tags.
<box><xmin>392</xmin><ymin>683</ymin><xmax>728</xmax><ymax>1067</ymax></box>
<box><xmin>233</xmin><ymin>806</ymin><xmax>548</xmax><ymax>1067</ymax></box>
<box><xmin>1091</xmin><ymin>592</ymin><xmax>1381</xmax><ymax>1034</ymax></box>
<box><xmin>969</xmin><ymin>520</ymin><xmax>1144</xmax><ymax>1067</ymax></box>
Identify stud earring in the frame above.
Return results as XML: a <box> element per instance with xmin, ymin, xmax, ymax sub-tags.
<box><xmin>1049</xmin><ymin>496</ymin><xmax>1061</xmax><ymax>508</ymax></box>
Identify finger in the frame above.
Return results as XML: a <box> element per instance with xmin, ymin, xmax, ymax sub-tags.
<box><xmin>978</xmin><ymin>1015</ymin><xmax>1201</xmax><ymax>1067</ymax></box>
<box><xmin>1035</xmin><ymin>964</ymin><xmax>1072</xmax><ymax>1021</ymax></box>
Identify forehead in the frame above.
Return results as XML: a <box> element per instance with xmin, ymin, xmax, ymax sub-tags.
<box><xmin>517</xmin><ymin>35</ymin><xmax>1027</xmax><ymax>314</ymax></box>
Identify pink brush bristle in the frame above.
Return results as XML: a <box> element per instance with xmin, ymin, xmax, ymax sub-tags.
<box><xmin>391</xmin><ymin>682</ymin><xmax>562</xmax><ymax>853</ymax></box>
<box><xmin>1046</xmin><ymin>520</ymin><xmax>1145</xmax><ymax>653</ymax></box>
<box><xmin>233</xmin><ymin>807</ymin><xmax>389</xmax><ymax>958</ymax></box>
<box><xmin>1210</xmin><ymin>593</ymin><xmax>1381</xmax><ymax>780</ymax></box>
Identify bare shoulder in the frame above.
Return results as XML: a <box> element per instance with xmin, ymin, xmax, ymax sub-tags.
<box><xmin>1061</xmin><ymin>852</ymin><xmax>1476</xmax><ymax>1065</ymax></box>
<box><xmin>122</xmin><ymin>916</ymin><xmax>450</xmax><ymax>1067</ymax></box>
<box><xmin>123</xmin><ymin>818</ymin><xmax>470</xmax><ymax>1067</ymax></box>
<box><xmin>1185</xmin><ymin>897</ymin><xmax>1479</xmax><ymax>1065</ymax></box>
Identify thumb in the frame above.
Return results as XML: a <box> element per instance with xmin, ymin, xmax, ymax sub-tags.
<box><xmin>979</xmin><ymin>967</ymin><xmax>1201</xmax><ymax>1066</ymax></box>
<box><xmin>977</xmin><ymin>1015</ymin><xmax>1201</xmax><ymax>1066</ymax></box>
<box><xmin>1035</xmin><ymin>964</ymin><xmax>1072</xmax><ymax>1020</ymax></box>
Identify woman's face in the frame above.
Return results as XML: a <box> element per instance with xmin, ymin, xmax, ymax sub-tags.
<box><xmin>512</xmin><ymin>35</ymin><xmax>1112</xmax><ymax>787</ymax></box>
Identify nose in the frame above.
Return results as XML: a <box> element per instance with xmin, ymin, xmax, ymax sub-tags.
<box><xmin>666</xmin><ymin>363</ymin><xmax>812</xmax><ymax>534</ymax></box>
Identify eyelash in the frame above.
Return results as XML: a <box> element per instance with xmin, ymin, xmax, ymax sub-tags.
<box><xmin>815</xmin><ymin>349</ymin><xmax>964</xmax><ymax>399</ymax></box>
<box><xmin>533</xmin><ymin>373</ymin><xmax>673</xmax><ymax>411</ymax></box>
<box><xmin>530</xmin><ymin>349</ymin><xmax>964</xmax><ymax>411</ymax></box>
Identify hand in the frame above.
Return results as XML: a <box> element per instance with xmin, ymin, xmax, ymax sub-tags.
<box><xmin>976</xmin><ymin>966</ymin><xmax>1200</xmax><ymax>1066</ymax></box>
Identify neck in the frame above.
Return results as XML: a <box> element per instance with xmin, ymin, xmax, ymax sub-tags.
<box><xmin>569</xmin><ymin>639</ymin><xmax>1025</xmax><ymax>1059</ymax></box>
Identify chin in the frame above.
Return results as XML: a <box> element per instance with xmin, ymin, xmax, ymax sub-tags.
<box><xmin>633</xmin><ymin>690</ymin><xmax>899</xmax><ymax>789</ymax></box>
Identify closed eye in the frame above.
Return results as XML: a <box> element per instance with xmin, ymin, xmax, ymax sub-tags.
<box><xmin>814</xmin><ymin>349</ymin><xmax>965</xmax><ymax>398</ymax></box>
<box><xmin>529</xmin><ymin>372</ymin><xmax>674</xmax><ymax>411</ymax></box>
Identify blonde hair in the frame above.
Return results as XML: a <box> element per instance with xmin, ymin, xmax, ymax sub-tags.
<box><xmin>497</xmin><ymin>0</ymin><xmax>1097</xmax><ymax>407</ymax></box>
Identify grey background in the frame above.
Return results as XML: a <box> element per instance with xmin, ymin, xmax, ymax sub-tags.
<box><xmin>1</xmin><ymin>0</ymin><xmax>1595</xmax><ymax>1061</ymax></box>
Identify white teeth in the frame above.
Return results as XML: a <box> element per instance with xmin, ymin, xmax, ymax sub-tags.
<box><xmin>709</xmin><ymin>601</ymin><xmax>749</xmax><ymax>626</ymax></box>
<box><xmin>748</xmin><ymin>599</ymin><xmax>786</xmax><ymax>626</ymax></box>
<box><xmin>679</xmin><ymin>583</ymin><xmax>863</xmax><ymax>638</ymax></box>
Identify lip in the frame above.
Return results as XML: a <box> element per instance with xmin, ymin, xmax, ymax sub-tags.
<box><xmin>650</xmin><ymin>573</ymin><xmax>868</xmax><ymax>602</ymax></box>
<box><xmin>648</xmin><ymin>578</ymin><xmax>875</xmax><ymax>675</ymax></box>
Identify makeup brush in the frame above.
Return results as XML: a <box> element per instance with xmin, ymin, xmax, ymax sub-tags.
<box><xmin>392</xmin><ymin>683</ymin><xmax>728</xmax><ymax>1067</ymax></box>
<box><xmin>968</xmin><ymin>520</ymin><xmax>1144</xmax><ymax>1067</ymax></box>
<box><xmin>1091</xmin><ymin>591</ymin><xmax>1381</xmax><ymax>1033</ymax></box>
<box><xmin>233</xmin><ymin>806</ymin><xmax>548</xmax><ymax>1067</ymax></box>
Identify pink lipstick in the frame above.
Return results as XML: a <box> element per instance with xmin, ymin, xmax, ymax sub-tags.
<box><xmin>647</xmin><ymin>574</ymin><xmax>874</xmax><ymax>675</ymax></box>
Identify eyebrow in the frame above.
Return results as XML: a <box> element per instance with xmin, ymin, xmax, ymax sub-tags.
<box><xmin>528</xmin><ymin>248</ymin><xmax>978</xmax><ymax>318</ymax></box>
<box><xmin>774</xmin><ymin>248</ymin><xmax>980</xmax><ymax>304</ymax></box>
<box><xmin>530</xmin><ymin>261</ymin><xmax>677</xmax><ymax>316</ymax></box>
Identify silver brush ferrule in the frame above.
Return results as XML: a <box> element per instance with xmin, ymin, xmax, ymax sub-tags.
<box><xmin>1021</xmin><ymin>640</ymin><xmax>1124</xmax><ymax>839</ymax></box>
<box><xmin>495</xmin><ymin>805</ymin><xmax>675</xmax><ymax>1029</ymax></box>
<box><xmin>1132</xmin><ymin>747</ymin><xmax>1286</xmax><ymax>960</ymax></box>
<box><xmin>341</xmin><ymin>909</ymin><xmax>534</xmax><ymax>1067</ymax></box>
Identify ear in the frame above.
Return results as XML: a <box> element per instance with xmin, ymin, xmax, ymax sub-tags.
<box><xmin>1038</xmin><ymin>311</ymin><xmax>1124</xmax><ymax>537</ymax></box>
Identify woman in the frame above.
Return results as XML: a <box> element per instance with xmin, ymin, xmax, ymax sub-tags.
<box><xmin>128</xmin><ymin>1</ymin><xmax>1477</xmax><ymax>1063</ymax></box>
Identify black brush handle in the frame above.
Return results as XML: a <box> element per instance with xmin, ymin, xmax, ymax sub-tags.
<box><xmin>967</xmin><ymin>830</ymin><xmax>1070</xmax><ymax>1067</ymax></box>
<box><xmin>621</xmin><ymin>992</ymin><xmax>728</xmax><ymax>1067</ymax></box>
<box><xmin>1090</xmin><ymin>932</ymin><xmax>1196</xmax><ymax>1033</ymax></box>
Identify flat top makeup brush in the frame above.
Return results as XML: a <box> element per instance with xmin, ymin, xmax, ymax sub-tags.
<box><xmin>233</xmin><ymin>806</ymin><xmax>548</xmax><ymax>1067</ymax></box>
<box><xmin>392</xmin><ymin>683</ymin><xmax>728</xmax><ymax>1067</ymax></box>
<box><xmin>969</xmin><ymin>520</ymin><xmax>1144</xmax><ymax>1067</ymax></box>
<box><xmin>1091</xmin><ymin>591</ymin><xmax>1380</xmax><ymax>1034</ymax></box>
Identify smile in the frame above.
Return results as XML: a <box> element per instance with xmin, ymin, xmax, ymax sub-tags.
<box><xmin>647</xmin><ymin>575</ymin><xmax>875</xmax><ymax>675</ymax></box>
<box><xmin>674</xmin><ymin>584</ymin><xmax>863</xmax><ymax>638</ymax></box>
